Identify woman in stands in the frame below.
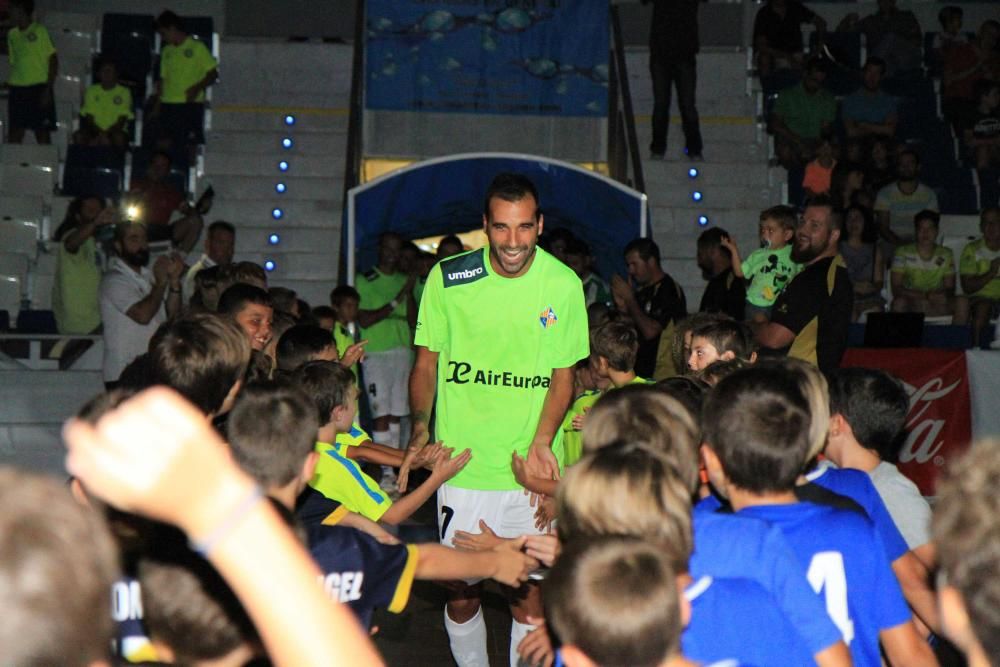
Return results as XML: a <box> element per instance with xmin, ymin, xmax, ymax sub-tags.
<box><xmin>839</xmin><ymin>203</ymin><xmax>886</xmax><ymax>321</ymax></box>
<box><xmin>52</xmin><ymin>196</ymin><xmax>111</xmax><ymax>334</ymax></box>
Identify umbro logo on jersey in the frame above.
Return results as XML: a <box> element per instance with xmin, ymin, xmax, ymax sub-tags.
<box><xmin>539</xmin><ymin>306</ymin><xmax>557</xmax><ymax>329</ymax></box>
<box><xmin>447</xmin><ymin>267</ymin><xmax>482</xmax><ymax>281</ymax></box>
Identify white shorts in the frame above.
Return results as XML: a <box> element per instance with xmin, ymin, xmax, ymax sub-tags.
<box><xmin>362</xmin><ymin>348</ymin><xmax>411</xmax><ymax>418</ymax></box>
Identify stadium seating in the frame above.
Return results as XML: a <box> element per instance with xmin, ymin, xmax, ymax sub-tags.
<box><xmin>0</xmin><ymin>220</ymin><xmax>41</xmax><ymax>262</ymax></box>
<box><xmin>61</xmin><ymin>166</ymin><xmax>122</xmax><ymax>199</ymax></box>
<box><xmin>0</xmin><ymin>164</ymin><xmax>56</xmax><ymax>198</ymax></box>
<box><xmin>42</xmin><ymin>10</ymin><xmax>100</xmax><ymax>36</ymax></box>
<box><xmin>0</xmin><ymin>275</ymin><xmax>20</xmax><ymax>321</ymax></box>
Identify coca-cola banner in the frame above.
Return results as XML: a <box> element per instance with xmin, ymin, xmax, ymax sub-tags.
<box><xmin>841</xmin><ymin>349</ymin><xmax>972</xmax><ymax>495</ymax></box>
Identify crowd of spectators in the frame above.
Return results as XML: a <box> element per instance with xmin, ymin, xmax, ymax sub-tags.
<box><xmin>8</xmin><ymin>172</ymin><xmax>1000</xmax><ymax>667</ymax></box>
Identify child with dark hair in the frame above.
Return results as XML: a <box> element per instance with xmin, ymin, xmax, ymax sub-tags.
<box><xmin>686</xmin><ymin>318</ymin><xmax>756</xmax><ymax>372</ymax></box>
<box><xmin>701</xmin><ymin>365</ymin><xmax>935</xmax><ymax>667</ymax></box>
<box><xmin>149</xmin><ymin>313</ymin><xmax>251</xmax><ymax>417</ymax></box>
<box><xmin>225</xmin><ymin>381</ymin><xmax>537</xmax><ymax>629</ymax></box>
<box><xmin>217</xmin><ymin>283</ymin><xmax>274</xmax><ymax>352</ymax></box>
<box><xmin>826</xmin><ymin>368</ymin><xmax>932</xmax><ymax>561</ymax></box>
<box><xmin>721</xmin><ymin>205</ymin><xmax>802</xmax><ymax>322</ymax></box>
<box><xmin>329</xmin><ymin>284</ymin><xmax>362</xmax><ymax>380</ymax></box>
<box><xmin>292</xmin><ymin>360</ymin><xmax>469</xmax><ymax>526</ymax></box>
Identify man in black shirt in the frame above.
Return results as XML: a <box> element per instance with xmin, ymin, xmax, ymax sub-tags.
<box><xmin>753</xmin><ymin>0</ymin><xmax>826</xmax><ymax>78</ymax></box>
<box><xmin>697</xmin><ymin>227</ymin><xmax>746</xmax><ymax>321</ymax></box>
<box><xmin>755</xmin><ymin>195</ymin><xmax>853</xmax><ymax>373</ymax></box>
<box><xmin>643</xmin><ymin>0</ymin><xmax>703</xmax><ymax>160</ymax></box>
<box><xmin>611</xmin><ymin>238</ymin><xmax>687</xmax><ymax>378</ymax></box>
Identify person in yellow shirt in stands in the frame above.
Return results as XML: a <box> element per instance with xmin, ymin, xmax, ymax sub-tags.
<box><xmin>6</xmin><ymin>0</ymin><xmax>58</xmax><ymax>145</ymax></box>
<box><xmin>76</xmin><ymin>58</ymin><xmax>133</xmax><ymax>152</ymax></box>
<box><xmin>151</xmin><ymin>10</ymin><xmax>217</xmax><ymax>159</ymax></box>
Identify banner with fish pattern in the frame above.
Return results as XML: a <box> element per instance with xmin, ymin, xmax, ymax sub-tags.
<box><xmin>365</xmin><ymin>1</ymin><xmax>609</xmax><ymax>116</ymax></box>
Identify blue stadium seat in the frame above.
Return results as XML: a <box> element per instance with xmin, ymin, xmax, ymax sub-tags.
<box><xmin>62</xmin><ymin>166</ymin><xmax>122</xmax><ymax>199</ymax></box>
<box><xmin>0</xmin><ymin>310</ymin><xmax>9</xmax><ymax>332</ymax></box>
<box><xmin>812</xmin><ymin>32</ymin><xmax>864</xmax><ymax>70</ymax></box>
<box><xmin>101</xmin><ymin>14</ymin><xmax>156</xmax><ymax>87</ymax></box>
<box><xmin>15</xmin><ymin>309</ymin><xmax>57</xmax><ymax>334</ymax></box>
<box><xmin>65</xmin><ymin>144</ymin><xmax>126</xmax><ymax>172</ymax></box>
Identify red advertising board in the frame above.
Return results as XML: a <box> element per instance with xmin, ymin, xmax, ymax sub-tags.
<box><xmin>841</xmin><ymin>348</ymin><xmax>972</xmax><ymax>495</ymax></box>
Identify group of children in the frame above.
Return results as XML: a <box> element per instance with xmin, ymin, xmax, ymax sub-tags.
<box><xmin>8</xmin><ymin>298</ymin><xmax>999</xmax><ymax>666</ymax></box>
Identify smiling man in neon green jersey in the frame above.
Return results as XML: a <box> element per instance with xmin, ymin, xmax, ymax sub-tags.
<box><xmin>408</xmin><ymin>172</ymin><xmax>589</xmax><ymax>666</ymax></box>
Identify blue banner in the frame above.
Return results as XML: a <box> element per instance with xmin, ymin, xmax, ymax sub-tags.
<box><xmin>365</xmin><ymin>1</ymin><xmax>609</xmax><ymax>117</ymax></box>
<box><xmin>346</xmin><ymin>155</ymin><xmax>644</xmax><ymax>284</ymax></box>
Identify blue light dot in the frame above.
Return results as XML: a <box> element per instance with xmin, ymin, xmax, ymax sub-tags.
<box><xmin>692</xmin><ymin>191</ymin><xmax>703</xmax><ymax>202</ymax></box>
<box><xmin>278</xmin><ymin>160</ymin><xmax>289</xmax><ymax>172</ymax></box>
<box><xmin>688</xmin><ymin>167</ymin><xmax>699</xmax><ymax>178</ymax></box>
<box><xmin>264</xmin><ymin>260</ymin><xmax>276</xmax><ymax>271</ymax></box>
<box><xmin>268</xmin><ymin>233</ymin><xmax>280</xmax><ymax>245</ymax></box>
<box><xmin>272</xmin><ymin>208</ymin><xmax>283</xmax><ymax>219</ymax></box>
<box><xmin>698</xmin><ymin>215</ymin><xmax>709</xmax><ymax>226</ymax></box>
<box><xmin>282</xmin><ymin>137</ymin><xmax>293</xmax><ymax>149</ymax></box>
<box><xmin>276</xmin><ymin>182</ymin><xmax>287</xmax><ymax>194</ymax></box>
<box><xmin>284</xmin><ymin>114</ymin><xmax>295</xmax><ymax>126</ymax></box>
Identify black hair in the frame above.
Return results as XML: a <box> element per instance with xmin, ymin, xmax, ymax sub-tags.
<box><xmin>827</xmin><ymin>368</ymin><xmax>909</xmax><ymax>462</ymax></box>
<box><xmin>217</xmin><ymin>284</ymin><xmax>273</xmax><ymax>316</ymax></box>
<box><xmin>483</xmin><ymin>172</ymin><xmax>540</xmax><ymax>219</ymax></box>
<box><xmin>623</xmin><ymin>237</ymin><xmax>660</xmax><ymax>264</ymax></box>
<box><xmin>276</xmin><ymin>325</ymin><xmax>336</xmax><ymax>373</ymax></box>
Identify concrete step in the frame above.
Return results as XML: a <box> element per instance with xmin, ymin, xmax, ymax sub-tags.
<box><xmin>241</xmin><ymin>250</ymin><xmax>339</xmax><ymax>281</ymax></box>
<box><xmin>644</xmin><ymin>160</ymin><xmax>773</xmax><ymax>187</ymax></box>
<box><xmin>214</xmin><ymin>41</ymin><xmax>352</xmax><ymax>108</ymax></box>
<box><xmin>206</xmin><ymin>129</ymin><xmax>346</xmax><ymax>155</ymax></box>
<box><xmin>212</xmin><ymin>109</ymin><xmax>347</xmax><ymax>133</ymax></box>
<box><xmin>234</xmin><ymin>225</ymin><xmax>339</xmax><ymax>256</ymax></box>
<box><xmin>212</xmin><ymin>197</ymin><xmax>343</xmax><ymax>227</ymax></box>
<box><xmin>649</xmin><ymin>183</ymin><xmax>780</xmax><ymax>210</ymax></box>
<box><xmin>208</xmin><ymin>174</ymin><xmax>343</xmax><ymax>200</ymax></box>
<box><xmin>205</xmin><ymin>152</ymin><xmax>344</xmax><ymax>178</ymax></box>
<box><xmin>632</xmin><ymin>118</ymin><xmax>759</xmax><ymax>144</ymax></box>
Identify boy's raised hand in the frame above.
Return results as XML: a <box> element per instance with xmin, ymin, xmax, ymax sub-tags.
<box><xmin>339</xmin><ymin>340</ymin><xmax>367</xmax><ymax>367</ymax></box>
<box><xmin>452</xmin><ymin>519</ymin><xmax>504</xmax><ymax>552</ymax></box>
<box><xmin>523</xmin><ymin>534</ymin><xmax>560</xmax><ymax>568</ymax></box>
<box><xmin>489</xmin><ymin>535</ymin><xmax>540</xmax><ymax>587</ymax></box>
<box><xmin>396</xmin><ymin>441</ymin><xmax>443</xmax><ymax>493</ymax></box>
<box><xmin>431</xmin><ymin>445</ymin><xmax>472</xmax><ymax>482</ymax></box>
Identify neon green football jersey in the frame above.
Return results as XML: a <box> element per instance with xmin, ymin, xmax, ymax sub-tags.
<box><xmin>415</xmin><ymin>246</ymin><xmax>590</xmax><ymax>490</ymax></box>
<box><xmin>356</xmin><ymin>267</ymin><xmax>413</xmax><ymax>352</ymax></box>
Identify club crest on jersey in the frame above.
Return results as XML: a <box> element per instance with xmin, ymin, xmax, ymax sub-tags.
<box><xmin>539</xmin><ymin>306</ymin><xmax>557</xmax><ymax>329</ymax></box>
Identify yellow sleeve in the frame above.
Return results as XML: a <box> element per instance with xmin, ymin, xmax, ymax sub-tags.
<box><xmin>387</xmin><ymin>544</ymin><xmax>420</xmax><ymax>613</ymax></box>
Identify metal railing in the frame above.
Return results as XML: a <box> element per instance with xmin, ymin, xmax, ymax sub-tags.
<box><xmin>607</xmin><ymin>4</ymin><xmax>645</xmax><ymax>194</ymax></box>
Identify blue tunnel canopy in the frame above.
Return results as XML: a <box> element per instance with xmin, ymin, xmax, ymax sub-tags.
<box><xmin>344</xmin><ymin>153</ymin><xmax>648</xmax><ymax>285</ymax></box>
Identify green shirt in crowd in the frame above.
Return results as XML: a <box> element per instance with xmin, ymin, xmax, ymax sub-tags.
<box><xmin>960</xmin><ymin>238</ymin><xmax>1000</xmax><ymax>300</ymax></box>
<box><xmin>160</xmin><ymin>36</ymin><xmax>216</xmax><ymax>104</ymax></box>
<box><xmin>741</xmin><ymin>244</ymin><xmax>802</xmax><ymax>307</ymax></box>
<box><xmin>53</xmin><ymin>238</ymin><xmax>102</xmax><ymax>334</ymax></box>
<box><xmin>892</xmin><ymin>244</ymin><xmax>954</xmax><ymax>292</ymax></box>
<box><xmin>7</xmin><ymin>22</ymin><xmax>55</xmax><ymax>87</ymax></box>
<box><xmin>356</xmin><ymin>267</ymin><xmax>413</xmax><ymax>353</ymax></box>
<box><xmin>81</xmin><ymin>83</ymin><xmax>134</xmax><ymax>130</ymax></box>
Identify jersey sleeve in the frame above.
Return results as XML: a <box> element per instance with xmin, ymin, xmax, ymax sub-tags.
<box><xmin>310</xmin><ymin>443</ymin><xmax>391</xmax><ymax>522</ymax></box>
<box><xmin>770</xmin><ymin>272</ymin><xmax>816</xmax><ymax>335</ymax></box>
<box><xmin>944</xmin><ymin>247</ymin><xmax>956</xmax><ymax>273</ymax></box>
<box><xmin>122</xmin><ymin>88</ymin><xmax>135</xmax><ymax>119</ymax></box>
<box><xmin>355</xmin><ymin>537</ymin><xmax>418</xmax><ymax>614</ymax></box>
<box><xmin>81</xmin><ymin>86</ymin><xmax>96</xmax><ymax>117</ymax></box>
<box><xmin>742</xmin><ymin>250</ymin><xmax>763</xmax><ymax>279</ymax></box>
<box><xmin>867</xmin><ymin>529</ymin><xmax>915</xmax><ymax>631</ymax></box>
<box><xmin>414</xmin><ymin>266</ymin><xmax>446</xmax><ymax>352</ymax></box>
<box><xmin>959</xmin><ymin>242</ymin><xmax>979</xmax><ymax>276</ymax></box>
<box><xmin>38</xmin><ymin>26</ymin><xmax>55</xmax><ymax>57</ymax></box>
<box><xmin>195</xmin><ymin>40</ymin><xmax>218</xmax><ymax>74</ymax></box>
<box><xmin>890</xmin><ymin>247</ymin><xmax>908</xmax><ymax>273</ymax></box>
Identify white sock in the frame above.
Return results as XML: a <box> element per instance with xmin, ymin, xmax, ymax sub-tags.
<box><xmin>388</xmin><ymin>421</ymin><xmax>401</xmax><ymax>449</ymax></box>
<box><xmin>372</xmin><ymin>429</ymin><xmax>393</xmax><ymax>480</ymax></box>
<box><xmin>510</xmin><ymin>619</ymin><xmax>537</xmax><ymax>667</ymax></box>
<box><xmin>445</xmin><ymin>606</ymin><xmax>489</xmax><ymax>667</ymax></box>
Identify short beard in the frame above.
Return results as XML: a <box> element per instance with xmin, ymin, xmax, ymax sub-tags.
<box><xmin>791</xmin><ymin>243</ymin><xmax>819</xmax><ymax>264</ymax></box>
<box><xmin>123</xmin><ymin>249</ymin><xmax>150</xmax><ymax>268</ymax></box>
